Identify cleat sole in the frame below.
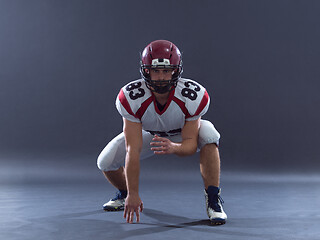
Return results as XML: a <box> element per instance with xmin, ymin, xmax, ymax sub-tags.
<box><xmin>103</xmin><ymin>206</ymin><xmax>124</xmax><ymax>211</ymax></box>
<box><xmin>210</xmin><ymin>219</ymin><xmax>226</xmax><ymax>225</ymax></box>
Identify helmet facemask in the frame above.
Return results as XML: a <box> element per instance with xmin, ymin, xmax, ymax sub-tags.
<box><xmin>140</xmin><ymin>59</ymin><xmax>183</xmax><ymax>94</ymax></box>
<box><xmin>140</xmin><ymin>40</ymin><xmax>183</xmax><ymax>94</ymax></box>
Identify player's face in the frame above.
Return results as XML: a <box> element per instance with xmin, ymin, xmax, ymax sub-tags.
<box><xmin>149</xmin><ymin>68</ymin><xmax>174</xmax><ymax>81</ymax></box>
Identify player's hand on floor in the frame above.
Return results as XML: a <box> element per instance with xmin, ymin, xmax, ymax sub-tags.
<box><xmin>150</xmin><ymin>135</ymin><xmax>177</xmax><ymax>154</ymax></box>
<box><xmin>124</xmin><ymin>194</ymin><xmax>143</xmax><ymax>223</ymax></box>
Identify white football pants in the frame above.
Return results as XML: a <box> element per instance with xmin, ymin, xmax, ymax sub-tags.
<box><xmin>97</xmin><ymin>119</ymin><xmax>220</xmax><ymax>172</ymax></box>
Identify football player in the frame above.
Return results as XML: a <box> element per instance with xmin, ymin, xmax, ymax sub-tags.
<box><xmin>97</xmin><ymin>40</ymin><xmax>227</xmax><ymax>225</ymax></box>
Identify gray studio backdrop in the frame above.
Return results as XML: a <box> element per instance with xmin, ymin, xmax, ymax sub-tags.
<box><xmin>0</xmin><ymin>0</ymin><xmax>319</xmax><ymax>171</ymax></box>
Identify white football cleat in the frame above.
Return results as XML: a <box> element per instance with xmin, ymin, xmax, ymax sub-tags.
<box><xmin>204</xmin><ymin>186</ymin><xmax>227</xmax><ymax>225</ymax></box>
<box><xmin>103</xmin><ymin>190</ymin><xmax>127</xmax><ymax>211</ymax></box>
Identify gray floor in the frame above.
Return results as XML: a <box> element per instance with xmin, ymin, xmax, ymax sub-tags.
<box><xmin>1</xmin><ymin>154</ymin><xmax>320</xmax><ymax>240</ymax></box>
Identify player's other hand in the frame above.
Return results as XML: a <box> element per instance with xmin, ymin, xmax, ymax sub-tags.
<box><xmin>124</xmin><ymin>194</ymin><xmax>143</xmax><ymax>224</ymax></box>
<box><xmin>150</xmin><ymin>135</ymin><xmax>177</xmax><ymax>154</ymax></box>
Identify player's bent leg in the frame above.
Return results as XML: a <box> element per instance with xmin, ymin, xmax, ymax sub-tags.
<box><xmin>198</xmin><ymin>120</ymin><xmax>221</xmax><ymax>188</ymax></box>
<box><xmin>97</xmin><ymin>131</ymin><xmax>154</xmax><ymax>173</ymax></box>
<box><xmin>101</xmin><ymin>167</ymin><xmax>128</xmax><ymax>211</ymax></box>
<box><xmin>198</xmin><ymin>120</ymin><xmax>227</xmax><ymax>224</ymax></box>
<box><xmin>97</xmin><ymin>133</ymin><xmax>127</xmax><ymax>211</ymax></box>
<box><xmin>97</xmin><ymin>131</ymin><xmax>154</xmax><ymax>211</ymax></box>
<box><xmin>97</xmin><ymin>132</ymin><xmax>127</xmax><ymax>172</ymax></box>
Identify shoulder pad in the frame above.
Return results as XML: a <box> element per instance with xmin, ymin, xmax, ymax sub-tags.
<box><xmin>175</xmin><ymin>78</ymin><xmax>210</xmax><ymax>117</ymax></box>
<box><xmin>117</xmin><ymin>79</ymin><xmax>152</xmax><ymax>119</ymax></box>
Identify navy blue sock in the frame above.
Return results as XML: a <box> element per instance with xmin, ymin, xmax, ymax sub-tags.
<box><xmin>119</xmin><ymin>189</ymin><xmax>128</xmax><ymax>198</ymax></box>
<box><xmin>206</xmin><ymin>186</ymin><xmax>220</xmax><ymax>195</ymax></box>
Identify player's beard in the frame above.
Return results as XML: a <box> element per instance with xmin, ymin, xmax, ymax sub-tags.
<box><xmin>152</xmin><ymin>84</ymin><xmax>172</xmax><ymax>94</ymax></box>
<box><xmin>146</xmin><ymin>79</ymin><xmax>177</xmax><ymax>94</ymax></box>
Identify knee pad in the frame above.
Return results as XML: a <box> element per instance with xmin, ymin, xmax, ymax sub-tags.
<box><xmin>198</xmin><ymin>120</ymin><xmax>220</xmax><ymax>149</ymax></box>
<box><xmin>96</xmin><ymin>130</ymin><xmax>155</xmax><ymax>171</ymax></box>
<box><xmin>97</xmin><ymin>133</ymin><xmax>126</xmax><ymax>171</ymax></box>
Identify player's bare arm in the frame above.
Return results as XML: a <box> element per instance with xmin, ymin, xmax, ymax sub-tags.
<box><xmin>150</xmin><ymin>118</ymin><xmax>200</xmax><ymax>156</ymax></box>
<box><xmin>122</xmin><ymin>118</ymin><xmax>144</xmax><ymax>223</ymax></box>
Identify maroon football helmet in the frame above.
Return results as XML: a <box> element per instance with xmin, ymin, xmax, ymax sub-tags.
<box><xmin>140</xmin><ymin>40</ymin><xmax>183</xmax><ymax>94</ymax></box>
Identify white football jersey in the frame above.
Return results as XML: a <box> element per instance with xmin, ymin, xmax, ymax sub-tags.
<box><xmin>115</xmin><ymin>78</ymin><xmax>210</xmax><ymax>137</ymax></box>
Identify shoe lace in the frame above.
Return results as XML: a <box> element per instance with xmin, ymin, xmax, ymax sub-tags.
<box><xmin>111</xmin><ymin>190</ymin><xmax>127</xmax><ymax>201</ymax></box>
<box><xmin>208</xmin><ymin>194</ymin><xmax>224</xmax><ymax>212</ymax></box>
